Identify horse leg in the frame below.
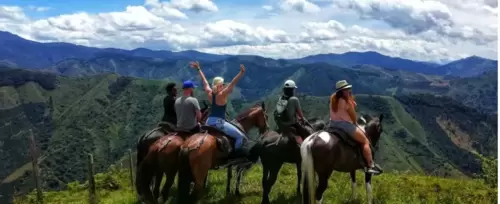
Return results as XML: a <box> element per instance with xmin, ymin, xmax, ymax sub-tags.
<box><xmin>235</xmin><ymin>165</ymin><xmax>246</xmax><ymax>196</ymax></box>
<box><xmin>261</xmin><ymin>162</ymin><xmax>271</xmax><ymax>204</ymax></box>
<box><xmin>204</xmin><ymin>174</ymin><xmax>208</xmax><ymax>189</ymax></box>
<box><xmin>296</xmin><ymin>162</ymin><xmax>302</xmax><ymax>196</ymax></box>
<box><xmin>226</xmin><ymin>165</ymin><xmax>233</xmax><ymax>195</ymax></box>
<box><xmin>153</xmin><ymin>171</ymin><xmax>163</xmax><ymax>200</ymax></box>
<box><xmin>365</xmin><ymin>173</ymin><xmax>373</xmax><ymax>204</ymax></box>
<box><xmin>315</xmin><ymin>169</ymin><xmax>334</xmax><ymax>204</ymax></box>
<box><xmin>350</xmin><ymin>171</ymin><xmax>357</xmax><ymax>200</ymax></box>
<box><xmin>262</xmin><ymin>162</ymin><xmax>283</xmax><ymax>204</ymax></box>
<box><xmin>158</xmin><ymin>169</ymin><xmax>176</xmax><ymax>204</ymax></box>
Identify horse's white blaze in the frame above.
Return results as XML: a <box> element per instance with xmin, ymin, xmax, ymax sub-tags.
<box><xmin>360</xmin><ymin>116</ymin><xmax>366</xmax><ymax>124</ymax></box>
<box><xmin>300</xmin><ymin>134</ymin><xmax>317</xmax><ymax>204</ymax></box>
<box><xmin>317</xmin><ymin>198</ymin><xmax>323</xmax><ymax>204</ymax></box>
<box><xmin>366</xmin><ymin>182</ymin><xmax>373</xmax><ymax>204</ymax></box>
<box><xmin>318</xmin><ymin>131</ymin><xmax>330</xmax><ymax>143</ymax></box>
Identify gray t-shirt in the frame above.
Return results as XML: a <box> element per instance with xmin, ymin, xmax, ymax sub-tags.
<box><xmin>174</xmin><ymin>96</ymin><xmax>201</xmax><ymax>131</ymax></box>
<box><xmin>276</xmin><ymin>96</ymin><xmax>300</xmax><ymax>126</ymax></box>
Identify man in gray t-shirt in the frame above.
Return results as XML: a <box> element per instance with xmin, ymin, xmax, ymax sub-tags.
<box><xmin>175</xmin><ymin>80</ymin><xmax>202</xmax><ymax>132</ymax></box>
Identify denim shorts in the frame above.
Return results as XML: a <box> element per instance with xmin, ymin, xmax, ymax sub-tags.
<box><xmin>329</xmin><ymin>120</ymin><xmax>357</xmax><ymax>137</ymax></box>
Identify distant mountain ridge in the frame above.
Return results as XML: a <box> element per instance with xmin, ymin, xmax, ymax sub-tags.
<box><xmin>0</xmin><ymin>31</ymin><xmax>497</xmax><ymax>78</ymax></box>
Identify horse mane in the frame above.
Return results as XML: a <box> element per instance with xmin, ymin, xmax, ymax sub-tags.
<box><xmin>234</xmin><ymin>101</ymin><xmax>265</xmax><ymax>121</ymax></box>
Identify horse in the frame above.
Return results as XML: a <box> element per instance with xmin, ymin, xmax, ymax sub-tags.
<box><xmin>301</xmin><ymin>114</ymin><xmax>384</xmax><ymax>204</ymax></box>
<box><xmin>135</xmin><ymin>101</ymin><xmax>211</xmax><ymax>203</ymax></box>
<box><xmin>176</xmin><ymin>102</ymin><xmax>269</xmax><ymax>204</ymax></box>
<box><xmin>257</xmin><ymin>118</ymin><xmax>326</xmax><ymax>204</ymax></box>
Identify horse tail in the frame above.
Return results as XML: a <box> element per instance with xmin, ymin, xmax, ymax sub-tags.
<box><xmin>301</xmin><ymin>134</ymin><xmax>316</xmax><ymax>204</ymax></box>
<box><xmin>177</xmin><ymin>147</ymin><xmax>193</xmax><ymax>202</ymax></box>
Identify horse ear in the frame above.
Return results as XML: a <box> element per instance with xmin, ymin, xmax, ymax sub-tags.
<box><xmin>379</xmin><ymin>114</ymin><xmax>384</xmax><ymax>123</ymax></box>
<box><xmin>362</xmin><ymin>114</ymin><xmax>371</xmax><ymax>122</ymax></box>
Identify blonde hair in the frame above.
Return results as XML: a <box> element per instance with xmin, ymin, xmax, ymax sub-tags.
<box><xmin>212</xmin><ymin>76</ymin><xmax>224</xmax><ymax>92</ymax></box>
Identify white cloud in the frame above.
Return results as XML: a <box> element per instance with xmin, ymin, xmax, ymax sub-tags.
<box><xmin>201</xmin><ymin>20</ymin><xmax>291</xmax><ymax>47</ymax></box>
<box><xmin>262</xmin><ymin>5</ymin><xmax>274</xmax><ymax>11</ymax></box>
<box><xmin>0</xmin><ymin>6</ymin><xmax>28</xmax><ymax>22</ymax></box>
<box><xmin>28</xmin><ymin>6</ymin><xmax>51</xmax><ymax>12</ymax></box>
<box><xmin>170</xmin><ymin>0</ymin><xmax>218</xmax><ymax>12</ymax></box>
<box><xmin>0</xmin><ymin>0</ymin><xmax>496</xmax><ymax>63</ymax></box>
<box><xmin>278</xmin><ymin>0</ymin><xmax>321</xmax><ymax>13</ymax></box>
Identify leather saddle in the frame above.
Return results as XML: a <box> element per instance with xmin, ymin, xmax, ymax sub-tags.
<box><xmin>201</xmin><ymin>125</ymin><xmax>234</xmax><ymax>155</ymax></box>
<box><xmin>327</xmin><ymin>127</ymin><xmax>358</xmax><ymax>147</ymax></box>
<box><xmin>327</xmin><ymin>127</ymin><xmax>366</xmax><ymax>166</ymax></box>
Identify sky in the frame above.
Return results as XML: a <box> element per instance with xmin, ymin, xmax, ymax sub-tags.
<box><xmin>0</xmin><ymin>0</ymin><xmax>497</xmax><ymax>63</ymax></box>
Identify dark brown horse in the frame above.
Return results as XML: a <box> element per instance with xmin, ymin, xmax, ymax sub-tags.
<box><xmin>177</xmin><ymin>102</ymin><xmax>269</xmax><ymax>204</ymax></box>
<box><xmin>135</xmin><ymin>102</ymin><xmax>211</xmax><ymax>203</ymax></box>
<box><xmin>257</xmin><ymin>118</ymin><xmax>326</xmax><ymax>204</ymax></box>
<box><xmin>301</xmin><ymin>114</ymin><xmax>384</xmax><ymax>204</ymax></box>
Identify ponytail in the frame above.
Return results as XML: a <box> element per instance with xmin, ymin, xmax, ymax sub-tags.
<box><xmin>330</xmin><ymin>93</ymin><xmax>338</xmax><ymax>112</ymax></box>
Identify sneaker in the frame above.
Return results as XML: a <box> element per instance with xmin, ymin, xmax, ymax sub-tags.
<box><xmin>364</xmin><ymin>164</ymin><xmax>382</xmax><ymax>175</ymax></box>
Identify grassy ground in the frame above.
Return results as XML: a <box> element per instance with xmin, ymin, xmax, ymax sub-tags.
<box><xmin>14</xmin><ymin>163</ymin><xmax>497</xmax><ymax>204</ymax></box>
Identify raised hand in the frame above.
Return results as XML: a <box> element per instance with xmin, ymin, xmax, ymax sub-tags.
<box><xmin>240</xmin><ymin>64</ymin><xmax>245</xmax><ymax>73</ymax></box>
<box><xmin>190</xmin><ymin>61</ymin><xmax>200</xmax><ymax>69</ymax></box>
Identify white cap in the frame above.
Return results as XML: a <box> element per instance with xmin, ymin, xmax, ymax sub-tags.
<box><xmin>284</xmin><ymin>80</ymin><xmax>297</xmax><ymax>88</ymax></box>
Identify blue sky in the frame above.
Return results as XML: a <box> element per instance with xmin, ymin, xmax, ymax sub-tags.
<box><xmin>0</xmin><ymin>0</ymin><xmax>497</xmax><ymax>62</ymax></box>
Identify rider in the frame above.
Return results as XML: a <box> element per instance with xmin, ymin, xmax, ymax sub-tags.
<box><xmin>190</xmin><ymin>61</ymin><xmax>248</xmax><ymax>157</ymax></box>
<box><xmin>274</xmin><ymin>79</ymin><xmax>309</xmax><ymax>145</ymax></box>
<box><xmin>174</xmin><ymin>80</ymin><xmax>202</xmax><ymax>133</ymax></box>
<box><xmin>329</xmin><ymin>80</ymin><xmax>380</xmax><ymax>174</ymax></box>
<box><xmin>161</xmin><ymin>82</ymin><xmax>177</xmax><ymax>131</ymax></box>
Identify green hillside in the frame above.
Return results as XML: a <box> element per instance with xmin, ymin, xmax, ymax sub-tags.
<box><xmin>14</xmin><ymin>164</ymin><xmax>497</xmax><ymax>204</ymax></box>
<box><xmin>0</xmin><ymin>68</ymin><xmax>497</xmax><ymax>203</ymax></box>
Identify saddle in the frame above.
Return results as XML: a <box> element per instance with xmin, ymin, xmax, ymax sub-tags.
<box><xmin>327</xmin><ymin>127</ymin><xmax>358</xmax><ymax>147</ymax></box>
<box><xmin>168</xmin><ymin>127</ymin><xmax>200</xmax><ymax>139</ymax></box>
<box><xmin>158</xmin><ymin>121</ymin><xmax>176</xmax><ymax>133</ymax></box>
<box><xmin>327</xmin><ymin>127</ymin><xmax>366</xmax><ymax>166</ymax></box>
<box><xmin>277</xmin><ymin>126</ymin><xmax>302</xmax><ymax>146</ymax></box>
<box><xmin>201</xmin><ymin>125</ymin><xmax>234</xmax><ymax>155</ymax></box>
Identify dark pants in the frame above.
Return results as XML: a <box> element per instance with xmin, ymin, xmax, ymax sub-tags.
<box><xmin>278</xmin><ymin>122</ymin><xmax>310</xmax><ymax>139</ymax></box>
<box><xmin>291</xmin><ymin>123</ymin><xmax>311</xmax><ymax>139</ymax></box>
<box><xmin>189</xmin><ymin>125</ymin><xmax>201</xmax><ymax>134</ymax></box>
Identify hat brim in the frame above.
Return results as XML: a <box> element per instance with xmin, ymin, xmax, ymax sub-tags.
<box><xmin>336</xmin><ymin>84</ymin><xmax>352</xmax><ymax>92</ymax></box>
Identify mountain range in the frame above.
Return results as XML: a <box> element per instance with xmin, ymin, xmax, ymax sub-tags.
<box><xmin>0</xmin><ymin>30</ymin><xmax>497</xmax><ymax>203</ymax></box>
<box><xmin>0</xmin><ymin>31</ymin><xmax>497</xmax><ymax>78</ymax></box>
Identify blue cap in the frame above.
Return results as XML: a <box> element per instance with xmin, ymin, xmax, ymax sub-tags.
<box><xmin>182</xmin><ymin>80</ymin><xmax>197</xmax><ymax>89</ymax></box>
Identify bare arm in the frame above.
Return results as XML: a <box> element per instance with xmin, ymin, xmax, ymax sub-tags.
<box><xmin>294</xmin><ymin>98</ymin><xmax>304</xmax><ymax>120</ymax></box>
<box><xmin>340</xmin><ymin>98</ymin><xmax>357</xmax><ymax>124</ymax></box>
<box><xmin>190</xmin><ymin>61</ymin><xmax>212</xmax><ymax>93</ymax></box>
<box><xmin>221</xmin><ymin>64</ymin><xmax>245</xmax><ymax>96</ymax></box>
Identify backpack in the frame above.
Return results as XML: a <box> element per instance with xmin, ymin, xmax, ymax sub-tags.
<box><xmin>274</xmin><ymin>96</ymin><xmax>291</xmax><ymax>126</ymax></box>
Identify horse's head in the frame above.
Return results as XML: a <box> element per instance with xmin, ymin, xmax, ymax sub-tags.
<box><xmin>233</xmin><ymin>101</ymin><xmax>269</xmax><ymax>134</ymax></box>
<box><xmin>306</xmin><ymin>117</ymin><xmax>326</xmax><ymax>132</ymax></box>
<box><xmin>363</xmin><ymin>114</ymin><xmax>384</xmax><ymax>147</ymax></box>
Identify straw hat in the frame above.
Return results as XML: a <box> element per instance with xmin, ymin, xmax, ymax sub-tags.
<box><xmin>335</xmin><ymin>80</ymin><xmax>352</xmax><ymax>92</ymax></box>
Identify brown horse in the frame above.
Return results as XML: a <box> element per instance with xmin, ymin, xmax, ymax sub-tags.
<box><xmin>177</xmin><ymin>102</ymin><xmax>269</xmax><ymax>204</ymax></box>
<box><xmin>301</xmin><ymin>114</ymin><xmax>384</xmax><ymax>204</ymax></box>
<box><xmin>135</xmin><ymin>101</ymin><xmax>211</xmax><ymax>204</ymax></box>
